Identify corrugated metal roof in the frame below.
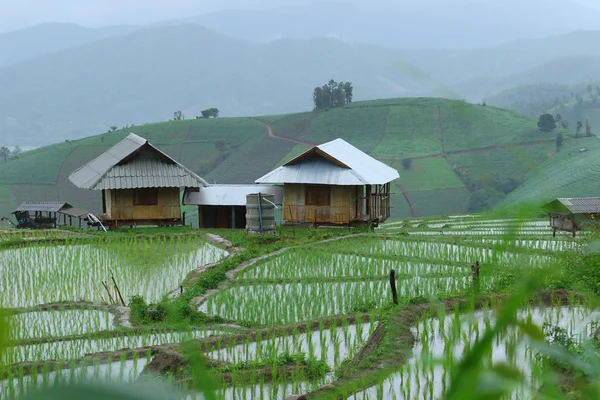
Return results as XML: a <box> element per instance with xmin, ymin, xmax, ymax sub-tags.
<box><xmin>255</xmin><ymin>138</ymin><xmax>399</xmax><ymax>185</ymax></box>
<box><xmin>14</xmin><ymin>202</ymin><xmax>73</xmax><ymax>213</ymax></box>
<box><xmin>183</xmin><ymin>184</ymin><xmax>284</xmax><ymax>206</ymax></box>
<box><xmin>69</xmin><ymin>133</ymin><xmax>208</xmax><ymax>190</ymax></box>
<box><xmin>94</xmin><ymin>157</ymin><xmax>207</xmax><ymax>190</ymax></box>
<box><xmin>554</xmin><ymin>197</ymin><xmax>600</xmax><ymax>214</ymax></box>
<box><xmin>60</xmin><ymin>207</ymin><xmax>90</xmax><ymax>217</ymax></box>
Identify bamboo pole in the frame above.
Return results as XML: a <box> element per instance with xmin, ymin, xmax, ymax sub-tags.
<box><xmin>102</xmin><ymin>281</ymin><xmax>115</xmax><ymax>304</ymax></box>
<box><xmin>112</xmin><ymin>274</ymin><xmax>126</xmax><ymax>306</ymax></box>
<box><xmin>92</xmin><ymin>279</ymin><xmax>106</xmax><ymax>302</ymax></box>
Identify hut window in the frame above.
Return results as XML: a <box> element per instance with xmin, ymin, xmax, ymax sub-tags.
<box><xmin>305</xmin><ymin>186</ymin><xmax>330</xmax><ymax>206</ymax></box>
<box><xmin>133</xmin><ymin>188</ymin><xmax>159</xmax><ymax>206</ymax></box>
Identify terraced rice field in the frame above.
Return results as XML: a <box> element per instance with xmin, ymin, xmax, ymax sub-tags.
<box><xmin>1</xmin><ymin>215</ymin><xmax>596</xmax><ymax>399</ymax></box>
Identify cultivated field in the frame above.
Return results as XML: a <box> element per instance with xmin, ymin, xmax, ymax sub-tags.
<box><xmin>1</xmin><ymin>215</ymin><xmax>597</xmax><ymax>399</ymax></box>
<box><xmin>0</xmin><ymin>98</ymin><xmax>575</xmax><ymax>223</ymax></box>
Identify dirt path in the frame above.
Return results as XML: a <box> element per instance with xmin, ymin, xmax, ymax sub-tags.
<box><xmin>379</xmin><ymin>139</ymin><xmax>559</xmax><ymax>163</ymax></box>
<box><xmin>437</xmin><ymin>106</ymin><xmax>446</xmax><ymax>154</ymax></box>
<box><xmin>254</xmin><ymin>118</ymin><xmax>315</xmax><ymax>147</ymax></box>
<box><xmin>399</xmin><ymin>186</ymin><xmax>416</xmax><ymax>218</ymax></box>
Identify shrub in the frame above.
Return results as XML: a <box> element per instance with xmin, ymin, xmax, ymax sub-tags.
<box><xmin>129</xmin><ymin>295</ymin><xmax>149</xmax><ymax>324</ymax></box>
<box><xmin>401</xmin><ymin>158</ymin><xmax>413</xmax><ymax>170</ymax></box>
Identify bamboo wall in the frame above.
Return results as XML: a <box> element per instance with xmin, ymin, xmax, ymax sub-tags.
<box><xmin>105</xmin><ymin>188</ymin><xmax>181</xmax><ymax>221</ymax></box>
<box><xmin>283</xmin><ymin>184</ymin><xmax>357</xmax><ymax>224</ymax></box>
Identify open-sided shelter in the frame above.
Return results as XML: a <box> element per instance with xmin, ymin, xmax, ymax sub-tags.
<box><xmin>69</xmin><ymin>133</ymin><xmax>208</xmax><ymax>228</ymax></box>
<box><xmin>183</xmin><ymin>184</ymin><xmax>284</xmax><ymax>229</ymax></box>
<box><xmin>12</xmin><ymin>202</ymin><xmax>89</xmax><ymax>229</ymax></box>
<box><xmin>255</xmin><ymin>138</ymin><xmax>399</xmax><ymax>225</ymax></box>
<box><xmin>542</xmin><ymin>197</ymin><xmax>600</xmax><ymax>237</ymax></box>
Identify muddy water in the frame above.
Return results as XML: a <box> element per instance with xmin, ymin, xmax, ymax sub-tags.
<box><xmin>349</xmin><ymin>306</ymin><xmax>600</xmax><ymax>400</ymax></box>
<box><xmin>0</xmin><ymin>358</ymin><xmax>148</xmax><ymax>398</ymax></box>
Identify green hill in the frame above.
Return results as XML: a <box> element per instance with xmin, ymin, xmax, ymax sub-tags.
<box><xmin>501</xmin><ymin>137</ymin><xmax>600</xmax><ymax>207</ymax></box>
<box><xmin>0</xmin><ymin>98</ymin><xmax>570</xmax><ymax>221</ymax></box>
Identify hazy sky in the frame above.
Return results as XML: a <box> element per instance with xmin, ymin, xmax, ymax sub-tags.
<box><xmin>1</xmin><ymin>0</ymin><xmax>599</xmax><ymax>33</ymax></box>
<box><xmin>0</xmin><ymin>0</ymin><xmax>310</xmax><ymax>32</ymax></box>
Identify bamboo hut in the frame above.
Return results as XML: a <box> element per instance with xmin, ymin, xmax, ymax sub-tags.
<box><xmin>543</xmin><ymin>197</ymin><xmax>600</xmax><ymax>237</ymax></box>
<box><xmin>255</xmin><ymin>138</ymin><xmax>399</xmax><ymax>226</ymax></box>
<box><xmin>12</xmin><ymin>201</ymin><xmax>89</xmax><ymax>229</ymax></box>
<box><xmin>69</xmin><ymin>133</ymin><xmax>208</xmax><ymax>228</ymax></box>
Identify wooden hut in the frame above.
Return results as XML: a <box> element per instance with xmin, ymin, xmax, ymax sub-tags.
<box><xmin>542</xmin><ymin>197</ymin><xmax>600</xmax><ymax>237</ymax></box>
<box><xmin>183</xmin><ymin>184</ymin><xmax>284</xmax><ymax>229</ymax></box>
<box><xmin>69</xmin><ymin>133</ymin><xmax>208</xmax><ymax>228</ymax></box>
<box><xmin>255</xmin><ymin>138</ymin><xmax>399</xmax><ymax>226</ymax></box>
<box><xmin>12</xmin><ymin>202</ymin><xmax>89</xmax><ymax>229</ymax></box>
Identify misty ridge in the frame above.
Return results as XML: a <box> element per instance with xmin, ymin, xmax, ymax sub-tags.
<box><xmin>1</xmin><ymin>0</ymin><xmax>600</xmax><ymax>145</ymax></box>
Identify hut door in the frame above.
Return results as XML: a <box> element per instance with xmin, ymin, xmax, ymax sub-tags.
<box><xmin>305</xmin><ymin>186</ymin><xmax>331</xmax><ymax>223</ymax></box>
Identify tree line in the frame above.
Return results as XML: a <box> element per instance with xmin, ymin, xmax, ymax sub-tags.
<box><xmin>0</xmin><ymin>146</ymin><xmax>22</xmax><ymax>162</ymax></box>
<box><xmin>313</xmin><ymin>80</ymin><xmax>353</xmax><ymax>110</ymax></box>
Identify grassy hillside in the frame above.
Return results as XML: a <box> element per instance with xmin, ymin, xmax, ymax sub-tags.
<box><xmin>0</xmin><ymin>98</ymin><xmax>572</xmax><ymax>222</ymax></box>
<box><xmin>501</xmin><ymin>137</ymin><xmax>600</xmax><ymax>207</ymax></box>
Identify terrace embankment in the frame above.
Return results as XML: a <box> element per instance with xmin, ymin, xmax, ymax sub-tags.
<box><xmin>169</xmin><ymin>233</ymin><xmax>238</xmax><ymax>299</ymax></box>
<box><xmin>306</xmin><ymin>289</ymin><xmax>591</xmax><ymax>399</ymax></box>
<box><xmin>191</xmin><ymin>234</ymin><xmax>366</xmax><ymax>309</ymax></box>
<box><xmin>1</xmin><ymin>312</ymin><xmax>369</xmax><ymax>379</ymax></box>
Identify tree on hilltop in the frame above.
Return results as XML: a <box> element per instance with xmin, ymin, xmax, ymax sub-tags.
<box><xmin>199</xmin><ymin>108</ymin><xmax>219</xmax><ymax>118</ymax></box>
<box><xmin>0</xmin><ymin>147</ymin><xmax>9</xmax><ymax>162</ymax></box>
<box><xmin>313</xmin><ymin>80</ymin><xmax>353</xmax><ymax>110</ymax></box>
<box><xmin>537</xmin><ymin>113</ymin><xmax>556</xmax><ymax>132</ymax></box>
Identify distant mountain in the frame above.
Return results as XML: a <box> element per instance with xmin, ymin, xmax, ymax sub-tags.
<box><xmin>0</xmin><ymin>24</ymin><xmax>430</xmax><ymax>146</ymax></box>
<box><xmin>159</xmin><ymin>0</ymin><xmax>600</xmax><ymax>49</ymax></box>
<box><xmin>0</xmin><ymin>23</ymin><xmax>138</xmax><ymax>66</ymax></box>
<box><xmin>456</xmin><ymin>55</ymin><xmax>600</xmax><ymax>101</ymax></box>
<box><xmin>3</xmin><ymin>24</ymin><xmax>600</xmax><ymax>146</ymax></box>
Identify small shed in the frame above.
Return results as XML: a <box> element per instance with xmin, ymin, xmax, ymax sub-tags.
<box><xmin>12</xmin><ymin>202</ymin><xmax>89</xmax><ymax>229</ymax></box>
<box><xmin>542</xmin><ymin>197</ymin><xmax>600</xmax><ymax>237</ymax></box>
<box><xmin>183</xmin><ymin>185</ymin><xmax>284</xmax><ymax>229</ymax></box>
<box><xmin>69</xmin><ymin>133</ymin><xmax>208</xmax><ymax>228</ymax></box>
<box><xmin>255</xmin><ymin>138</ymin><xmax>399</xmax><ymax>226</ymax></box>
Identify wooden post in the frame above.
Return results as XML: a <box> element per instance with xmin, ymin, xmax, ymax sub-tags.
<box><xmin>390</xmin><ymin>269</ymin><xmax>398</xmax><ymax>305</ymax></box>
<box><xmin>366</xmin><ymin>185</ymin><xmax>372</xmax><ymax>220</ymax></box>
<box><xmin>471</xmin><ymin>261</ymin><xmax>480</xmax><ymax>290</ymax></box>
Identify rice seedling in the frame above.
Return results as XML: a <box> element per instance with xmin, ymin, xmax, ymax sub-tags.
<box><xmin>8</xmin><ymin>308</ymin><xmax>114</xmax><ymax>341</ymax></box>
<box><xmin>349</xmin><ymin>303</ymin><xmax>600</xmax><ymax>400</ymax></box>
<box><xmin>4</xmin><ymin>329</ymin><xmax>218</xmax><ymax>365</ymax></box>
<box><xmin>0</xmin><ymin>237</ymin><xmax>227</xmax><ymax>308</ymax></box>
<box><xmin>240</xmin><ymin>249</ymin><xmax>467</xmax><ymax>280</ymax></box>
<box><xmin>201</xmin><ymin>277</ymin><xmax>484</xmax><ymax>325</ymax></box>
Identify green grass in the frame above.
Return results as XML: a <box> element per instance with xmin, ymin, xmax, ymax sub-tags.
<box><xmin>407</xmin><ymin>187</ymin><xmax>470</xmax><ymax>216</ymax></box>
<box><xmin>275</xmin><ymin>144</ymin><xmax>312</xmax><ymax>168</ymax></box>
<box><xmin>393</xmin><ymin>157</ymin><xmax>464</xmax><ymax>190</ymax></box>
<box><xmin>502</xmin><ymin>137</ymin><xmax>600</xmax><ymax>207</ymax></box>
<box><xmin>448</xmin><ymin>142</ymin><xmax>556</xmax><ymax>183</ymax></box>
<box><xmin>0</xmin><ymin>97</ymin><xmax>574</xmax><ymax>220</ymax></box>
